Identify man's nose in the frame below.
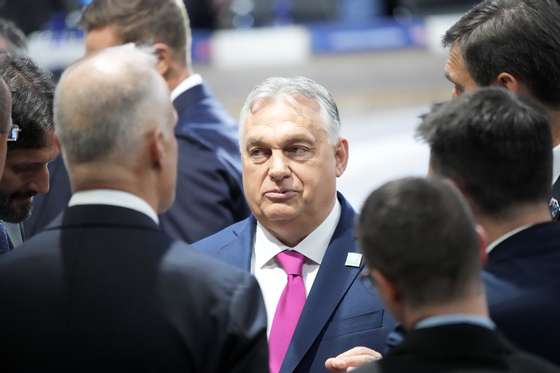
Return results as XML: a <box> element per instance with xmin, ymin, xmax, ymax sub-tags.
<box><xmin>269</xmin><ymin>151</ymin><xmax>290</xmax><ymax>181</ymax></box>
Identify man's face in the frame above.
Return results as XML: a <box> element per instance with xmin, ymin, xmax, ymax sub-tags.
<box><xmin>0</xmin><ymin>131</ymin><xmax>58</xmax><ymax>222</ymax></box>
<box><xmin>241</xmin><ymin>97</ymin><xmax>348</xmax><ymax>235</ymax></box>
<box><xmin>444</xmin><ymin>45</ymin><xmax>479</xmax><ymax>97</ymax></box>
<box><xmin>84</xmin><ymin>26</ymin><xmax>123</xmax><ymax>56</ymax></box>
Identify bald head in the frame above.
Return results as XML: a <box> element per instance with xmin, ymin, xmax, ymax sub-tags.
<box><xmin>55</xmin><ymin>45</ymin><xmax>174</xmax><ymax>167</ymax></box>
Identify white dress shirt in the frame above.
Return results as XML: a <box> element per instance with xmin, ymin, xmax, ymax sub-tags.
<box><xmin>252</xmin><ymin>199</ymin><xmax>341</xmax><ymax>334</ymax></box>
<box><xmin>69</xmin><ymin>189</ymin><xmax>159</xmax><ymax>225</ymax></box>
<box><xmin>170</xmin><ymin>73</ymin><xmax>203</xmax><ymax>102</ymax></box>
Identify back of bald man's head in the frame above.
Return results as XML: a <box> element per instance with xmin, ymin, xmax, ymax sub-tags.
<box><xmin>0</xmin><ymin>78</ymin><xmax>11</xmax><ymax>134</ymax></box>
<box><xmin>54</xmin><ymin>45</ymin><xmax>172</xmax><ymax>166</ymax></box>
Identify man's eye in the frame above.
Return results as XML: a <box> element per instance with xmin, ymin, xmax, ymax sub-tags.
<box><xmin>248</xmin><ymin>148</ymin><xmax>268</xmax><ymax>158</ymax></box>
<box><xmin>287</xmin><ymin>146</ymin><xmax>309</xmax><ymax>157</ymax></box>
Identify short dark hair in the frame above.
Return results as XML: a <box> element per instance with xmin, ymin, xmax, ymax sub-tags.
<box><xmin>0</xmin><ymin>18</ymin><xmax>26</xmax><ymax>54</ymax></box>
<box><xmin>359</xmin><ymin>177</ymin><xmax>481</xmax><ymax>308</ymax></box>
<box><xmin>417</xmin><ymin>88</ymin><xmax>552</xmax><ymax>217</ymax></box>
<box><xmin>80</xmin><ymin>0</ymin><xmax>191</xmax><ymax>66</ymax></box>
<box><xmin>443</xmin><ymin>0</ymin><xmax>560</xmax><ymax>109</ymax></box>
<box><xmin>0</xmin><ymin>52</ymin><xmax>55</xmax><ymax>150</ymax></box>
<box><xmin>0</xmin><ymin>79</ymin><xmax>11</xmax><ymax>133</ymax></box>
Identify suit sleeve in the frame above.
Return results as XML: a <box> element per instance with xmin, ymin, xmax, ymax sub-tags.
<box><xmin>159</xmin><ymin>138</ymin><xmax>249</xmax><ymax>243</ymax></box>
<box><xmin>218</xmin><ymin>274</ymin><xmax>269</xmax><ymax>373</ymax></box>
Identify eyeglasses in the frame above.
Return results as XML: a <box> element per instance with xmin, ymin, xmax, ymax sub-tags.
<box><xmin>7</xmin><ymin>124</ymin><xmax>20</xmax><ymax>142</ymax></box>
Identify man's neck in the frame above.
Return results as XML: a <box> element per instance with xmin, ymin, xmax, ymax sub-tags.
<box><xmin>166</xmin><ymin>66</ymin><xmax>191</xmax><ymax>92</ymax></box>
<box><xmin>404</xmin><ymin>292</ymin><xmax>488</xmax><ymax>331</ymax></box>
<box><xmin>70</xmin><ymin>166</ymin><xmax>161</xmax><ymax>216</ymax></box>
<box><xmin>477</xmin><ymin>202</ymin><xmax>551</xmax><ymax>245</ymax></box>
<box><xmin>550</xmin><ymin>110</ymin><xmax>560</xmax><ymax>147</ymax></box>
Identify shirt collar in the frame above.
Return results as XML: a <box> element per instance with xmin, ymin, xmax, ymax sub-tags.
<box><xmin>170</xmin><ymin>74</ymin><xmax>203</xmax><ymax>102</ymax></box>
<box><xmin>552</xmin><ymin>145</ymin><xmax>560</xmax><ymax>185</ymax></box>
<box><xmin>486</xmin><ymin>224</ymin><xmax>533</xmax><ymax>254</ymax></box>
<box><xmin>415</xmin><ymin>314</ymin><xmax>495</xmax><ymax>330</ymax></box>
<box><xmin>254</xmin><ymin>198</ymin><xmax>341</xmax><ymax>269</ymax></box>
<box><xmin>69</xmin><ymin>189</ymin><xmax>159</xmax><ymax>224</ymax></box>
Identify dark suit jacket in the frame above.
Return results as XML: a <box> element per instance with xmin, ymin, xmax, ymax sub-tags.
<box><xmin>353</xmin><ymin>324</ymin><xmax>560</xmax><ymax>373</ymax></box>
<box><xmin>24</xmin><ymin>83</ymin><xmax>249</xmax><ymax>243</ymax></box>
<box><xmin>192</xmin><ymin>193</ymin><xmax>396</xmax><ymax>373</ymax></box>
<box><xmin>0</xmin><ymin>204</ymin><xmax>267</xmax><ymax>372</ymax></box>
<box><xmin>484</xmin><ymin>222</ymin><xmax>560</xmax><ymax>365</ymax></box>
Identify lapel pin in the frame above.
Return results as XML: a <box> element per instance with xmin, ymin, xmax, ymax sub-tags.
<box><xmin>345</xmin><ymin>252</ymin><xmax>362</xmax><ymax>268</ymax></box>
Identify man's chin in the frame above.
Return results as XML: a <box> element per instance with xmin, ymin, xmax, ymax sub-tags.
<box><xmin>261</xmin><ymin>205</ymin><xmax>300</xmax><ymax>224</ymax></box>
<box><xmin>1</xmin><ymin>202</ymin><xmax>33</xmax><ymax>223</ymax></box>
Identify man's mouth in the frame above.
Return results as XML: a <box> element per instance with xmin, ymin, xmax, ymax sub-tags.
<box><xmin>264</xmin><ymin>190</ymin><xmax>297</xmax><ymax>201</ymax></box>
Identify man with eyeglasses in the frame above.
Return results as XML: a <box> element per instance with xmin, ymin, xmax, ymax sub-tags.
<box><xmin>0</xmin><ymin>53</ymin><xmax>58</xmax><ymax>251</ymax></box>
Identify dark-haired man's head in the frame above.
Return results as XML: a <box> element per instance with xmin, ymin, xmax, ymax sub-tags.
<box><xmin>443</xmin><ymin>0</ymin><xmax>560</xmax><ymax>142</ymax></box>
<box><xmin>0</xmin><ymin>53</ymin><xmax>57</xmax><ymax>223</ymax></box>
<box><xmin>80</xmin><ymin>0</ymin><xmax>192</xmax><ymax>91</ymax></box>
<box><xmin>358</xmin><ymin>177</ymin><xmax>485</xmax><ymax>329</ymax></box>
<box><xmin>417</xmin><ymin>88</ymin><xmax>552</xmax><ymax>241</ymax></box>
<box><xmin>0</xmin><ymin>18</ymin><xmax>27</xmax><ymax>55</ymax></box>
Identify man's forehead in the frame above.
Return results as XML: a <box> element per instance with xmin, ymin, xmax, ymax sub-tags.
<box><xmin>7</xmin><ymin>140</ymin><xmax>59</xmax><ymax>163</ymax></box>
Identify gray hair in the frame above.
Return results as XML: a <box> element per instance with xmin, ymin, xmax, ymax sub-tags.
<box><xmin>239</xmin><ymin>76</ymin><xmax>341</xmax><ymax>144</ymax></box>
<box><xmin>55</xmin><ymin>44</ymin><xmax>170</xmax><ymax>165</ymax></box>
<box><xmin>0</xmin><ymin>52</ymin><xmax>55</xmax><ymax>150</ymax></box>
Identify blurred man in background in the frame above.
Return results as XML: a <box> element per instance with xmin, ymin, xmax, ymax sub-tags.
<box><xmin>25</xmin><ymin>0</ymin><xmax>250</xmax><ymax>243</ymax></box>
<box><xmin>0</xmin><ymin>53</ymin><xmax>58</xmax><ymax>249</ymax></box>
<box><xmin>417</xmin><ymin>87</ymin><xmax>560</xmax><ymax>365</ymax></box>
<box><xmin>194</xmin><ymin>76</ymin><xmax>394</xmax><ymax>373</ymax></box>
<box><xmin>0</xmin><ymin>45</ymin><xmax>268</xmax><ymax>372</ymax></box>
<box><xmin>351</xmin><ymin>177</ymin><xmax>558</xmax><ymax>373</ymax></box>
<box><xmin>442</xmin><ymin>0</ymin><xmax>560</xmax><ymax>215</ymax></box>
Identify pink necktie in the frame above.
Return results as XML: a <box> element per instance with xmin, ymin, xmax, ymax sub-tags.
<box><xmin>269</xmin><ymin>250</ymin><xmax>307</xmax><ymax>373</ymax></box>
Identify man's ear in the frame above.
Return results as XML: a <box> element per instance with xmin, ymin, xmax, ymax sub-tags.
<box><xmin>153</xmin><ymin>43</ymin><xmax>172</xmax><ymax>77</ymax></box>
<box><xmin>475</xmin><ymin>224</ymin><xmax>488</xmax><ymax>266</ymax></box>
<box><xmin>148</xmin><ymin>128</ymin><xmax>165</xmax><ymax>170</ymax></box>
<box><xmin>371</xmin><ymin>269</ymin><xmax>403</xmax><ymax>321</ymax></box>
<box><xmin>496</xmin><ymin>72</ymin><xmax>522</xmax><ymax>93</ymax></box>
<box><xmin>335</xmin><ymin>138</ymin><xmax>349</xmax><ymax>177</ymax></box>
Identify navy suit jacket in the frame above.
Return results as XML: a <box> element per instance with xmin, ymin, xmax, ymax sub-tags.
<box><xmin>484</xmin><ymin>222</ymin><xmax>560</xmax><ymax>365</ymax></box>
<box><xmin>192</xmin><ymin>194</ymin><xmax>395</xmax><ymax>373</ymax></box>
<box><xmin>0</xmin><ymin>204</ymin><xmax>267</xmax><ymax>372</ymax></box>
<box><xmin>24</xmin><ymin>83</ymin><xmax>249</xmax><ymax>243</ymax></box>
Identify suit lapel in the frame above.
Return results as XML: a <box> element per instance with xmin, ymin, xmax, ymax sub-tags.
<box><xmin>281</xmin><ymin>195</ymin><xmax>361</xmax><ymax>373</ymax></box>
<box><xmin>217</xmin><ymin>216</ymin><xmax>255</xmax><ymax>271</ymax></box>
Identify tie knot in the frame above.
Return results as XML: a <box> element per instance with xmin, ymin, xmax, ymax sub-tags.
<box><xmin>275</xmin><ymin>250</ymin><xmax>305</xmax><ymax>276</ymax></box>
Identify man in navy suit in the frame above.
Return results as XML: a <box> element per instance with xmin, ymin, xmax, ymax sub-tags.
<box><xmin>441</xmin><ymin>0</ymin><xmax>560</xmax><ymax>216</ymax></box>
<box><xmin>0</xmin><ymin>45</ymin><xmax>268</xmax><ymax>372</ymax></box>
<box><xmin>193</xmin><ymin>77</ymin><xmax>394</xmax><ymax>373</ymax></box>
<box><xmin>327</xmin><ymin>89</ymin><xmax>560</xmax><ymax>371</ymax></box>
<box><xmin>416</xmin><ymin>87</ymin><xmax>560</xmax><ymax>365</ymax></box>
<box><xmin>352</xmin><ymin>177</ymin><xmax>558</xmax><ymax>373</ymax></box>
<box><xmin>24</xmin><ymin>0</ymin><xmax>249</xmax><ymax>243</ymax></box>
